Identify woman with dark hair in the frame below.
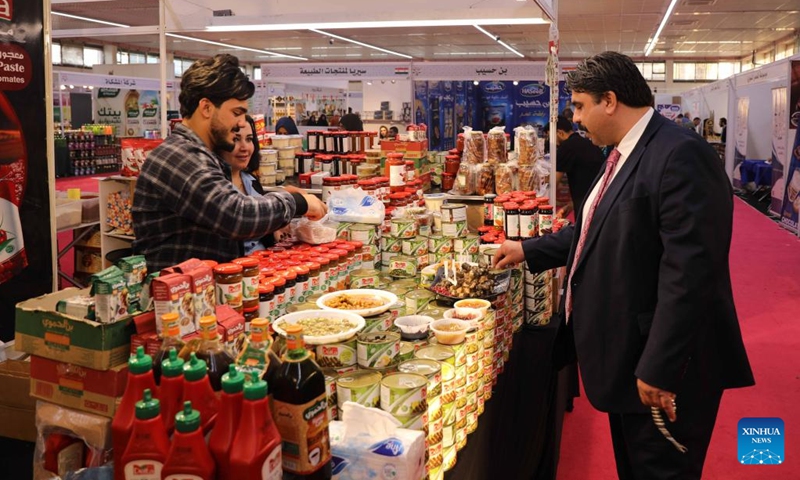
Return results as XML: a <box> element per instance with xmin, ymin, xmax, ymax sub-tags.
<box><xmin>317</xmin><ymin>114</ymin><xmax>329</xmax><ymax>127</ymax></box>
<box><xmin>220</xmin><ymin>115</ymin><xmax>272</xmax><ymax>253</ymax></box>
<box><xmin>276</xmin><ymin>116</ymin><xmax>299</xmax><ymax>135</ymax></box>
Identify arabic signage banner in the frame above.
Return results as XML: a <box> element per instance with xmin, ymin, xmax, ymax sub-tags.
<box><xmin>94</xmin><ymin>88</ymin><xmax>160</xmax><ymax>137</ymax></box>
<box><xmin>770</xmin><ymin>87</ymin><xmax>788</xmax><ymax>216</ymax></box>
<box><xmin>412</xmin><ymin>63</ymin><xmax>547</xmax><ymax>81</ymax></box>
<box><xmin>514</xmin><ymin>81</ymin><xmax>549</xmax><ymax>129</ymax></box>
<box><xmin>261</xmin><ymin>63</ymin><xmax>408</xmax><ymax>80</ymax></box>
<box><xmin>779</xmin><ymin>127</ymin><xmax>800</xmax><ymax>233</ymax></box>
<box><xmin>656</xmin><ymin>104</ymin><xmax>682</xmax><ymax>121</ymax></box>
<box><xmin>732</xmin><ymin>96</ymin><xmax>749</xmax><ymax>188</ymax></box>
<box><xmin>478</xmin><ymin>81</ymin><xmax>515</xmax><ymax>133</ymax></box>
<box><xmin>0</xmin><ymin>0</ymin><xmax>53</xmax><ymax>340</ymax></box>
<box><xmin>57</xmin><ymin>71</ymin><xmax>173</xmax><ymax>92</ymax></box>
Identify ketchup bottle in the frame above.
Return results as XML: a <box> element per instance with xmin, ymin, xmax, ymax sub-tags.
<box><xmin>209</xmin><ymin>365</ymin><xmax>245</xmax><ymax>480</ymax></box>
<box><xmin>229</xmin><ymin>380</ymin><xmax>283</xmax><ymax>480</ymax></box>
<box><xmin>159</xmin><ymin>348</ymin><xmax>185</xmax><ymax>435</ymax></box>
<box><xmin>161</xmin><ymin>401</ymin><xmax>216</xmax><ymax>480</ymax></box>
<box><xmin>181</xmin><ymin>352</ymin><xmax>220</xmax><ymax>434</ymax></box>
<box><xmin>119</xmin><ymin>389</ymin><xmax>170</xmax><ymax>480</ymax></box>
<box><xmin>112</xmin><ymin>346</ymin><xmax>159</xmax><ymax>480</ymax></box>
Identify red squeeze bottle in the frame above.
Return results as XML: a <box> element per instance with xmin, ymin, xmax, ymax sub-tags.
<box><xmin>112</xmin><ymin>346</ymin><xmax>159</xmax><ymax>480</ymax></box>
<box><xmin>181</xmin><ymin>352</ymin><xmax>220</xmax><ymax>434</ymax></box>
<box><xmin>161</xmin><ymin>401</ymin><xmax>216</xmax><ymax>480</ymax></box>
<box><xmin>119</xmin><ymin>389</ymin><xmax>170</xmax><ymax>480</ymax></box>
<box><xmin>159</xmin><ymin>348</ymin><xmax>185</xmax><ymax>435</ymax></box>
<box><xmin>229</xmin><ymin>380</ymin><xmax>283</xmax><ymax>480</ymax></box>
<box><xmin>209</xmin><ymin>365</ymin><xmax>245</xmax><ymax>480</ymax></box>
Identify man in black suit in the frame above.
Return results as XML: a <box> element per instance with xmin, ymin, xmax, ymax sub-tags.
<box><xmin>548</xmin><ymin>115</ymin><xmax>605</xmax><ymax>218</ymax></box>
<box><xmin>494</xmin><ymin>52</ymin><xmax>754</xmax><ymax>479</ymax></box>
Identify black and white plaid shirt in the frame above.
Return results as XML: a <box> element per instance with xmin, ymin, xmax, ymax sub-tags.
<box><xmin>132</xmin><ymin>124</ymin><xmax>307</xmax><ymax>271</ymax></box>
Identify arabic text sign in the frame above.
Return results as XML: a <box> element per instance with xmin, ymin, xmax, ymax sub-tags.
<box><xmin>0</xmin><ymin>43</ymin><xmax>31</xmax><ymax>90</ymax></box>
<box><xmin>412</xmin><ymin>63</ymin><xmax>547</xmax><ymax>80</ymax></box>
<box><xmin>261</xmin><ymin>63</ymin><xmax>405</xmax><ymax>79</ymax></box>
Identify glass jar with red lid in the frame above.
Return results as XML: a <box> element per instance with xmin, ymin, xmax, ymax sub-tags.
<box><xmin>456</xmin><ymin>134</ymin><xmax>465</xmax><ymax>153</ymax></box>
<box><xmin>278</xmin><ymin>269</ymin><xmax>298</xmax><ymax>308</ymax></box>
<box><xmin>386</xmin><ymin>153</ymin><xmax>406</xmax><ymax>190</ymax></box>
<box><xmin>322</xmin><ymin>177</ymin><xmax>336</xmax><ymax>202</ymax></box>
<box><xmin>442</xmin><ymin>173</ymin><xmax>456</xmax><ymax>191</ymax></box>
<box><xmin>310</xmin><ymin>256</ymin><xmax>330</xmax><ymax>293</ymax></box>
<box><xmin>404</xmin><ymin>160</ymin><xmax>416</xmax><ymax>183</ymax></box>
<box><xmin>258</xmin><ymin>283</ymin><xmax>276</xmax><ymax>323</ymax></box>
<box><xmin>328</xmin><ymin>249</ymin><xmax>349</xmax><ymax>290</ymax></box>
<box><xmin>303</xmin><ymin>261</ymin><xmax>321</xmax><ymax>294</ymax></box>
<box><xmin>388</xmin><ymin>193</ymin><xmax>405</xmax><ymax>208</ymax></box>
<box><xmin>292</xmin><ymin>266</ymin><xmax>310</xmax><ymax>302</ymax></box>
<box><xmin>232</xmin><ymin>257</ymin><xmax>260</xmax><ymax>310</ymax></box>
<box><xmin>321</xmin><ymin>253</ymin><xmax>340</xmax><ymax>292</ymax></box>
<box><xmin>345</xmin><ymin>241</ymin><xmax>364</xmax><ymax>269</ymax></box>
<box><xmin>202</xmin><ymin>259</ymin><xmax>219</xmax><ymax>269</ymax></box>
<box><xmin>214</xmin><ymin>263</ymin><xmax>244</xmax><ymax>312</ymax></box>
<box><xmin>445</xmin><ymin>155</ymin><xmax>461</xmax><ymax>175</ymax></box>
<box><xmin>264</xmin><ymin>276</ymin><xmax>287</xmax><ymax>317</ymax></box>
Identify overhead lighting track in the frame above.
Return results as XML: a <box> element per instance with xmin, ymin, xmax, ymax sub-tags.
<box><xmin>644</xmin><ymin>0</ymin><xmax>679</xmax><ymax>56</ymax></box>
<box><xmin>51</xmin><ymin>11</ymin><xmax>130</xmax><ymax>28</ymax></box>
<box><xmin>166</xmin><ymin>33</ymin><xmax>308</xmax><ymax>61</ymax></box>
<box><xmin>474</xmin><ymin>25</ymin><xmax>525</xmax><ymax>58</ymax></box>
<box><xmin>310</xmin><ymin>29</ymin><xmax>412</xmax><ymax>59</ymax></box>
<box><xmin>207</xmin><ymin>18</ymin><xmax>548</xmax><ymax>32</ymax></box>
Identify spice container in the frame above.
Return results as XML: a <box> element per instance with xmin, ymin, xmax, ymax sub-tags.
<box><xmin>214</xmin><ymin>263</ymin><xmax>244</xmax><ymax>312</ymax></box>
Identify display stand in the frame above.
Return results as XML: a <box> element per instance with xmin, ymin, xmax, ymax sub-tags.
<box><xmin>98</xmin><ymin>176</ymin><xmax>137</xmax><ymax>268</ymax></box>
<box><xmin>56</xmin><ymin>221</ymin><xmax>101</xmax><ymax>288</ymax></box>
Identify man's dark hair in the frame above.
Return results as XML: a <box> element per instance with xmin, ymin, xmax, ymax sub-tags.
<box><xmin>244</xmin><ymin>115</ymin><xmax>261</xmax><ymax>174</ymax></box>
<box><xmin>555</xmin><ymin>115</ymin><xmax>574</xmax><ymax>133</ymax></box>
<box><xmin>566</xmin><ymin>51</ymin><xmax>653</xmax><ymax>108</ymax></box>
<box><xmin>720</xmin><ymin>117</ymin><xmax>727</xmax><ymax>125</ymax></box>
<box><xmin>179</xmin><ymin>54</ymin><xmax>255</xmax><ymax>118</ymax></box>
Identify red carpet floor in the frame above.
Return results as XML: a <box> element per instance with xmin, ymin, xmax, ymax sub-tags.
<box><xmin>558</xmin><ymin>197</ymin><xmax>800</xmax><ymax>480</ymax></box>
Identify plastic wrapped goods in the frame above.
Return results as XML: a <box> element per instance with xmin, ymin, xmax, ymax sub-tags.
<box><xmin>461</xmin><ymin>127</ymin><xmax>486</xmax><ymax>165</ymax></box>
<box><xmin>486</xmin><ymin>127</ymin><xmax>508</xmax><ymax>164</ymax></box>
<box><xmin>515</xmin><ymin>126</ymin><xmax>539</xmax><ymax>166</ymax></box>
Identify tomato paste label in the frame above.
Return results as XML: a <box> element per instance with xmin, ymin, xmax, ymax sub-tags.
<box><xmin>124</xmin><ymin>460</ymin><xmax>163</xmax><ymax>480</ymax></box>
<box><xmin>272</xmin><ymin>394</ymin><xmax>330</xmax><ymax>475</ymax></box>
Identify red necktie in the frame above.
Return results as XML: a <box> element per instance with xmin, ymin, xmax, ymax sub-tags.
<box><xmin>565</xmin><ymin>148</ymin><xmax>621</xmax><ymax>321</ymax></box>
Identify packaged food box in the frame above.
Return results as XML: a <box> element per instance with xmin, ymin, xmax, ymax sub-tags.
<box><xmin>0</xmin><ymin>356</ymin><xmax>36</xmax><ymax>442</ymax></box>
<box><xmin>90</xmin><ymin>266</ymin><xmax>129</xmax><ymax>324</ymax></box>
<box><xmin>29</xmin><ymin>355</ymin><xmax>128</xmax><ymax>418</ymax></box>
<box><xmin>15</xmin><ymin>288</ymin><xmax>135</xmax><ymax>370</ymax></box>
<box><xmin>185</xmin><ymin>265</ymin><xmax>216</xmax><ymax>322</ymax></box>
<box><xmin>151</xmin><ymin>273</ymin><xmax>195</xmax><ymax>336</ymax></box>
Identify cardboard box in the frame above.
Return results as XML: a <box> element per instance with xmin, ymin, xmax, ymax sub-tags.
<box><xmin>15</xmin><ymin>288</ymin><xmax>135</xmax><ymax>371</ymax></box>
<box><xmin>76</xmin><ymin>229</ymin><xmax>102</xmax><ymax>248</ymax></box>
<box><xmin>74</xmin><ymin>247</ymin><xmax>103</xmax><ymax>274</ymax></box>
<box><xmin>29</xmin><ymin>356</ymin><xmax>128</xmax><ymax>418</ymax></box>
<box><xmin>380</xmin><ymin>139</ymin><xmax>428</xmax><ymax>152</ymax></box>
<box><xmin>0</xmin><ymin>358</ymin><xmax>36</xmax><ymax>442</ymax></box>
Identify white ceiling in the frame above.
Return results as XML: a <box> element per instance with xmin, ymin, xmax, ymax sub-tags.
<box><xmin>50</xmin><ymin>0</ymin><xmax>800</xmax><ymax>64</ymax></box>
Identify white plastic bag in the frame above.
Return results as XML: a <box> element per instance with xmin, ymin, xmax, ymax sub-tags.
<box><xmin>291</xmin><ymin>217</ymin><xmax>338</xmax><ymax>245</ymax></box>
<box><xmin>327</xmin><ymin>188</ymin><xmax>385</xmax><ymax>225</ymax></box>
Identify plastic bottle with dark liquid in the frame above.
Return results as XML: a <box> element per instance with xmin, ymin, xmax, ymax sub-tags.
<box><xmin>271</xmin><ymin>324</ymin><xmax>332</xmax><ymax>480</ymax></box>
<box><xmin>194</xmin><ymin>315</ymin><xmax>234</xmax><ymax>391</ymax></box>
<box><xmin>152</xmin><ymin>313</ymin><xmax>185</xmax><ymax>385</ymax></box>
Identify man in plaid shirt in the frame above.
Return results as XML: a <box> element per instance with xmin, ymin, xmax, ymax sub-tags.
<box><xmin>133</xmin><ymin>55</ymin><xmax>326</xmax><ymax>271</ymax></box>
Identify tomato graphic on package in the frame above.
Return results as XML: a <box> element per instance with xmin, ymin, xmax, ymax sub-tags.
<box><xmin>0</xmin><ymin>92</ymin><xmax>28</xmax><ymax>285</ymax></box>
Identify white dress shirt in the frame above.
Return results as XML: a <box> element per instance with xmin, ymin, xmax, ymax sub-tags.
<box><xmin>580</xmin><ymin>108</ymin><xmax>655</xmax><ymax>226</ymax></box>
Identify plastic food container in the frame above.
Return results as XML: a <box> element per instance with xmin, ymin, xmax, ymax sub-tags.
<box><xmin>444</xmin><ymin>307</ymin><xmax>484</xmax><ymax>327</ymax></box>
<box><xmin>394</xmin><ymin>315</ymin><xmax>434</xmax><ymax>340</ymax></box>
<box><xmin>453</xmin><ymin>299</ymin><xmax>492</xmax><ymax>315</ymax></box>
<box><xmin>430</xmin><ymin>319</ymin><xmax>470</xmax><ymax>345</ymax></box>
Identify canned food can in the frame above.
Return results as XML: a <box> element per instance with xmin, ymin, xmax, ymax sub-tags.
<box><xmin>388</xmin><ymin>255</ymin><xmax>417</xmax><ymax>279</ymax></box>
<box><xmin>381</xmin><ymin>235</ymin><xmax>403</xmax><ymax>254</ymax></box>
<box><xmin>362</xmin><ymin>312</ymin><xmax>394</xmax><ymax>333</ymax></box>
<box><xmin>397</xmin><ymin>341</ymin><xmax>416</xmax><ymax>362</ymax></box>
<box><xmin>392</xmin><ymin>411</ymin><xmax>428</xmax><ymax>431</ymax></box>
<box><xmin>467</xmin><ymin>371</ymin><xmax>481</xmax><ymax>390</ymax></box>
<box><xmin>420</xmin><ymin>265</ymin><xmax>438</xmax><ymax>289</ymax></box>
<box><xmin>441</xmin><ymin>221</ymin><xmax>468</xmax><ymax>238</ymax></box>
<box><xmin>336</xmin><ymin>370</ymin><xmax>382</xmax><ymax>409</ymax></box>
<box><xmin>357</xmin><ymin>331</ymin><xmax>401</xmax><ymax>368</ymax></box>
<box><xmin>443</xmin><ymin>444</ymin><xmax>457</xmax><ymax>471</ymax></box>
<box><xmin>442</xmin><ymin>422</ymin><xmax>456</xmax><ymax>449</ymax></box>
<box><xmin>315</xmin><ymin>336</ymin><xmax>357</xmax><ymax>369</ymax></box>
<box><xmin>467</xmin><ymin>361</ymin><xmax>480</xmax><ymax>375</ymax></box>
<box><xmin>336</xmin><ymin>222</ymin><xmax>352</xmax><ymax>241</ymax></box>
<box><xmin>349</xmin><ymin>268</ymin><xmax>385</xmax><ymax>289</ymax></box>
<box><xmin>427</xmin><ymin>414</ymin><xmax>444</xmax><ymax>444</ymax></box>
<box><xmin>466</xmin><ymin>389</ymin><xmax>477</xmax><ymax>412</ymax></box>
<box><xmin>449</xmin><ymin>341</ymin><xmax>466</xmax><ymax>366</ymax></box>
<box><xmin>456</xmin><ymin>423</ymin><xmax>467</xmax><ymax>451</ymax></box>
<box><xmin>440</xmin><ymin>204</ymin><xmax>467</xmax><ymax>223</ymax></box>
<box><xmin>402</xmin><ymin>236</ymin><xmax>428</xmax><ymax>257</ymax></box>
<box><xmin>465</xmin><ymin>352</ymin><xmax>480</xmax><ymax>369</ymax></box>
<box><xmin>398</xmin><ymin>358</ymin><xmax>442</xmax><ymax>399</ymax></box>
<box><xmin>455</xmin><ymin>385</ymin><xmax>467</xmax><ymax>409</ymax></box>
<box><xmin>404</xmin><ymin>289</ymin><xmax>435</xmax><ymax>315</ymax></box>
<box><xmin>453</xmin><ymin>234</ymin><xmax>480</xmax><ymax>255</ymax></box>
<box><xmin>428</xmin><ymin>235</ymin><xmax>454</xmax><ymax>254</ymax></box>
<box><xmin>349</xmin><ymin>223</ymin><xmax>377</xmax><ymax>245</ymax></box>
<box><xmin>477</xmin><ymin>392</ymin><xmax>485</xmax><ymax>415</ymax></box>
<box><xmin>390</xmin><ymin>218</ymin><xmax>417</xmax><ymax>238</ymax></box>
<box><xmin>483</xmin><ymin>380</ymin><xmax>492</xmax><ymax>400</ymax></box>
<box><xmin>442</xmin><ymin>401</ymin><xmax>456</xmax><ymax>425</ymax></box>
<box><xmin>380</xmin><ymin>372</ymin><xmax>428</xmax><ymax>415</ymax></box>
<box><xmin>333</xmin><ymin>364</ymin><xmax>359</xmax><ymax>376</ymax></box>
<box><xmin>455</xmin><ymin>364</ymin><xmax>467</xmax><ymax>388</ymax></box>
<box><xmin>440</xmin><ymin>362</ymin><xmax>456</xmax><ymax>402</ymax></box>
<box><xmin>415</xmin><ymin>345</ymin><xmax>455</xmax><ymax>366</ymax></box>
<box><xmin>427</xmin><ymin>394</ymin><xmax>443</xmax><ymax>422</ymax></box>
<box><xmin>466</xmin><ymin>409</ymin><xmax>479</xmax><ymax>434</ymax></box>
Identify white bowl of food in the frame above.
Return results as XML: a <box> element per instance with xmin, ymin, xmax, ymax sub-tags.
<box><xmin>453</xmin><ymin>298</ymin><xmax>492</xmax><ymax>316</ymax></box>
<box><xmin>430</xmin><ymin>319</ymin><xmax>471</xmax><ymax>345</ymax></box>
<box><xmin>443</xmin><ymin>307</ymin><xmax>483</xmax><ymax>327</ymax></box>
<box><xmin>317</xmin><ymin>289</ymin><xmax>398</xmax><ymax>317</ymax></box>
<box><xmin>272</xmin><ymin>309</ymin><xmax>365</xmax><ymax>345</ymax></box>
<box><xmin>394</xmin><ymin>315</ymin><xmax>434</xmax><ymax>340</ymax></box>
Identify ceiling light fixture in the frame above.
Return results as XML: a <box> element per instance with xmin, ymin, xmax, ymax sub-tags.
<box><xmin>513</xmin><ymin>80</ymin><xmax>519</xmax><ymax>85</ymax></box>
<box><xmin>51</xmin><ymin>11</ymin><xmax>130</xmax><ymax>28</ymax></box>
<box><xmin>208</xmin><ymin>18</ymin><xmax>547</xmax><ymax>32</ymax></box>
<box><xmin>644</xmin><ymin>0</ymin><xmax>679</xmax><ymax>56</ymax></box>
<box><xmin>474</xmin><ymin>25</ymin><xmax>525</xmax><ymax>58</ymax></box>
<box><xmin>310</xmin><ymin>29</ymin><xmax>412</xmax><ymax>59</ymax></box>
<box><xmin>165</xmin><ymin>33</ymin><xmax>307</xmax><ymax>61</ymax></box>
<box><xmin>473</xmin><ymin>80</ymin><xmax>480</xmax><ymax>86</ymax></box>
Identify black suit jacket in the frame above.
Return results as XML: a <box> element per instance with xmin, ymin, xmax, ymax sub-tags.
<box><xmin>523</xmin><ymin>111</ymin><xmax>754</xmax><ymax>413</ymax></box>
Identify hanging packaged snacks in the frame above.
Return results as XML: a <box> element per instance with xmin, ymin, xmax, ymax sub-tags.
<box><xmin>486</xmin><ymin>127</ymin><xmax>507</xmax><ymax>164</ymax></box>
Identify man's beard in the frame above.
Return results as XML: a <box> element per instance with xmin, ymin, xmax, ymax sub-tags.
<box><xmin>211</xmin><ymin>113</ymin><xmax>236</xmax><ymax>153</ymax></box>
